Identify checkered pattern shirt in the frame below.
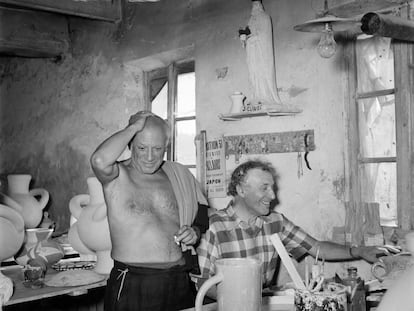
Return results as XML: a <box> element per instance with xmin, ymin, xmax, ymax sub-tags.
<box><xmin>197</xmin><ymin>204</ymin><xmax>316</xmax><ymax>286</ymax></box>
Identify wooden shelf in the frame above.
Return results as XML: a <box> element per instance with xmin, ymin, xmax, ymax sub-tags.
<box><xmin>218</xmin><ymin>109</ymin><xmax>302</xmax><ymax>121</ymax></box>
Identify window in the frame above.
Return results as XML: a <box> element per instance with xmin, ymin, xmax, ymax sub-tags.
<box><xmin>146</xmin><ymin>61</ymin><xmax>197</xmax><ymax>176</ymax></box>
<box><xmin>345</xmin><ymin>30</ymin><xmax>413</xmax><ymax>230</ymax></box>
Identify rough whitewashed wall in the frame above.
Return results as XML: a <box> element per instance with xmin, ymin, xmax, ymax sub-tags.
<box><xmin>0</xmin><ymin>0</ymin><xmax>371</xmax><ymax>279</ymax></box>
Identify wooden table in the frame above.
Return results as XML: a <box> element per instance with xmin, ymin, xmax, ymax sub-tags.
<box><xmin>180</xmin><ymin>296</ymin><xmax>295</xmax><ymax>311</ymax></box>
<box><xmin>2</xmin><ymin>266</ymin><xmax>107</xmax><ymax>306</ymax></box>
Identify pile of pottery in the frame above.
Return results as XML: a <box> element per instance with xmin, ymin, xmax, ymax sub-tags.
<box><xmin>0</xmin><ymin>174</ymin><xmax>64</xmax><ymax>268</ymax></box>
<box><xmin>68</xmin><ymin>177</ymin><xmax>113</xmax><ymax>274</ymax></box>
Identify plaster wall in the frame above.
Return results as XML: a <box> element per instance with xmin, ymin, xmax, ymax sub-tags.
<box><xmin>0</xmin><ymin>0</ymin><xmax>368</xmax><ymax>279</ymax></box>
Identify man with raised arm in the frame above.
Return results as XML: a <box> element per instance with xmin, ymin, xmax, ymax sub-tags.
<box><xmin>90</xmin><ymin>111</ymin><xmax>209</xmax><ymax>311</ymax></box>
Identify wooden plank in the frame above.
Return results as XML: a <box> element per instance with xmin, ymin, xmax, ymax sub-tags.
<box><xmin>361</xmin><ymin>12</ymin><xmax>414</xmax><ymax>42</ymax></box>
<box><xmin>2</xmin><ymin>266</ymin><xmax>107</xmax><ymax>306</ymax></box>
<box><xmin>269</xmin><ymin>234</ymin><xmax>306</xmax><ymax>290</ymax></box>
<box><xmin>394</xmin><ymin>38</ymin><xmax>413</xmax><ymax>230</ymax></box>
<box><xmin>327</xmin><ymin>0</ymin><xmax>407</xmax><ymax>18</ymax></box>
<box><xmin>0</xmin><ymin>7</ymin><xmax>69</xmax><ymax>57</ymax></box>
<box><xmin>0</xmin><ymin>0</ymin><xmax>121</xmax><ymax>22</ymax></box>
<box><xmin>343</xmin><ymin>39</ymin><xmax>361</xmax><ymax>205</ymax></box>
<box><xmin>223</xmin><ymin>130</ymin><xmax>315</xmax><ymax>158</ymax></box>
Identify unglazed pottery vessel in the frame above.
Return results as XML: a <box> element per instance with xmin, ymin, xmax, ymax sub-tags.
<box><xmin>195</xmin><ymin>258</ymin><xmax>262</xmax><ymax>311</ymax></box>
<box><xmin>68</xmin><ymin>177</ymin><xmax>113</xmax><ymax>274</ymax></box>
<box><xmin>14</xmin><ymin>228</ymin><xmax>64</xmax><ymax>267</ymax></box>
<box><xmin>0</xmin><ymin>203</ymin><xmax>25</xmax><ymax>262</ymax></box>
<box><xmin>0</xmin><ymin>203</ymin><xmax>25</xmax><ymax>305</ymax></box>
<box><xmin>7</xmin><ymin>174</ymin><xmax>49</xmax><ymax>228</ymax></box>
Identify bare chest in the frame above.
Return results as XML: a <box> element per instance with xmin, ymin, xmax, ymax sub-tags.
<box><xmin>107</xmin><ymin>175</ymin><xmax>179</xmax><ymax>222</ymax></box>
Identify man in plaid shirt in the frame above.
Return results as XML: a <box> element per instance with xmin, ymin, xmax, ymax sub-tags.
<box><xmin>197</xmin><ymin>160</ymin><xmax>385</xmax><ymax>298</ymax></box>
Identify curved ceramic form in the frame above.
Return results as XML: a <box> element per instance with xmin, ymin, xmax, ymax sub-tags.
<box><xmin>0</xmin><ymin>204</ymin><xmax>25</xmax><ymax>262</ymax></box>
<box><xmin>68</xmin><ymin>177</ymin><xmax>113</xmax><ymax>274</ymax></box>
<box><xmin>7</xmin><ymin>174</ymin><xmax>49</xmax><ymax>228</ymax></box>
<box><xmin>14</xmin><ymin>228</ymin><xmax>64</xmax><ymax>267</ymax></box>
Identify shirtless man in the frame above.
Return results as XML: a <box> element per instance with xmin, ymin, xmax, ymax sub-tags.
<box><xmin>90</xmin><ymin>111</ymin><xmax>208</xmax><ymax>311</ymax></box>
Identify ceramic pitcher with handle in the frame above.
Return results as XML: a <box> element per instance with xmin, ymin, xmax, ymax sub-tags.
<box><xmin>7</xmin><ymin>174</ymin><xmax>49</xmax><ymax>229</ymax></box>
<box><xmin>68</xmin><ymin>177</ymin><xmax>113</xmax><ymax>274</ymax></box>
<box><xmin>229</xmin><ymin>92</ymin><xmax>246</xmax><ymax>114</ymax></box>
<box><xmin>195</xmin><ymin>258</ymin><xmax>262</xmax><ymax>311</ymax></box>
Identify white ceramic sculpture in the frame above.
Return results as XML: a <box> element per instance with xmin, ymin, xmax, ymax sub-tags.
<box><xmin>7</xmin><ymin>174</ymin><xmax>49</xmax><ymax>228</ymax></box>
<box><xmin>68</xmin><ymin>177</ymin><xmax>113</xmax><ymax>274</ymax></box>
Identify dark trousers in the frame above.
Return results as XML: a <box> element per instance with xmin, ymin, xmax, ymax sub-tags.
<box><xmin>104</xmin><ymin>260</ymin><xmax>196</xmax><ymax>311</ymax></box>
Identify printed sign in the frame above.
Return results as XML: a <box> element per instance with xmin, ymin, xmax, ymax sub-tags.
<box><xmin>206</xmin><ymin>136</ymin><xmax>226</xmax><ymax>198</ymax></box>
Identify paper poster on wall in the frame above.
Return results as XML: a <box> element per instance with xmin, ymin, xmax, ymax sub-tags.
<box><xmin>206</xmin><ymin>136</ymin><xmax>227</xmax><ymax>198</ymax></box>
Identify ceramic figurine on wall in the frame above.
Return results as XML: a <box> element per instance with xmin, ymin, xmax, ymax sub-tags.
<box><xmin>240</xmin><ymin>0</ymin><xmax>283</xmax><ymax>111</ymax></box>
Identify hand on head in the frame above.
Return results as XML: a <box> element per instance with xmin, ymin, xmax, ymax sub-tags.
<box><xmin>128</xmin><ymin>111</ymin><xmax>154</xmax><ymax>131</ymax></box>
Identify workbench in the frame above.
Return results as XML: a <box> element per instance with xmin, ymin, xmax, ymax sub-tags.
<box><xmin>2</xmin><ymin>266</ymin><xmax>107</xmax><ymax>310</ymax></box>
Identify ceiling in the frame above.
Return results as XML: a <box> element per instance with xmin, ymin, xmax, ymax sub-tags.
<box><xmin>0</xmin><ymin>0</ymin><xmax>410</xmax><ymax>58</ymax></box>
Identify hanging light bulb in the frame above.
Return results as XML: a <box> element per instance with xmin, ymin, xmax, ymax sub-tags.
<box><xmin>317</xmin><ymin>23</ymin><xmax>337</xmax><ymax>58</ymax></box>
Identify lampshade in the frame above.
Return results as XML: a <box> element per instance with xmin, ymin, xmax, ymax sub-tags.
<box><xmin>293</xmin><ymin>15</ymin><xmax>361</xmax><ymax>33</ymax></box>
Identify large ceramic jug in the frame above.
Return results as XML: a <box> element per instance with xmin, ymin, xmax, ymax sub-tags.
<box><xmin>0</xmin><ymin>203</ymin><xmax>25</xmax><ymax>262</ymax></box>
<box><xmin>14</xmin><ymin>228</ymin><xmax>64</xmax><ymax>267</ymax></box>
<box><xmin>68</xmin><ymin>177</ymin><xmax>113</xmax><ymax>274</ymax></box>
<box><xmin>7</xmin><ymin>174</ymin><xmax>49</xmax><ymax>228</ymax></box>
<box><xmin>0</xmin><ymin>204</ymin><xmax>25</xmax><ymax>306</ymax></box>
<box><xmin>195</xmin><ymin>258</ymin><xmax>262</xmax><ymax>311</ymax></box>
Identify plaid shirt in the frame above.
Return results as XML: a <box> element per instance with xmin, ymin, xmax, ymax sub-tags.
<box><xmin>197</xmin><ymin>204</ymin><xmax>316</xmax><ymax>286</ymax></box>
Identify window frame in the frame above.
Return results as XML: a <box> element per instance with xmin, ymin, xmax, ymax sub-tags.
<box><xmin>344</xmin><ymin>32</ymin><xmax>414</xmax><ymax>230</ymax></box>
<box><xmin>144</xmin><ymin>60</ymin><xmax>196</xmax><ymax>170</ymax></box>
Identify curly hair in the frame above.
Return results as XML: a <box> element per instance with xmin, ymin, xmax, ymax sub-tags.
<box><xmin>227</xmin><ymin>159</ymin><xmax>279</xmax><ymax>196</ymax></box>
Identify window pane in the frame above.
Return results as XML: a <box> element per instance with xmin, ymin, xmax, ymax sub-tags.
<box><xmin>151</xmin><ymin>82</ymin><xmax>168</xmax><ymax>119</ymax></box>
<box><xmin>360</xmin><ymin>162</ymin><xmax>397</xmax><ymax>226</ymax></box>
<box><xmin>356</xmin><ymin>35</ymin><xmax>394</xmax><ymax>93</ymax></box>
<box><xmin>358</xmin><ymin>96</ymin><xmax>396</xmax><ymax>158</ymax></box>
<box><xmin>176</xmin><ymin>119</ymin><xmax>196</xmax><ymax>165</ymax></box>
<box><xmin>177</xmin><ymin>72</ymin><xmax>195</xmax><ymax>117</ymax></box>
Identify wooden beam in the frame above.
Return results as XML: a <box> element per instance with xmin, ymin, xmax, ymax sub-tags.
<box><xmin>327</xmin><ymin>0</ymin><xmax>407</xmax><ymax>18</ymax></box>
<box><xmin>0</xmin><ymin>7</ymin><xmax>69</xmax><ymax>58</ymax></box>
<box><xmin>0</xmin><ymin>0</ymin><xmax>121</xmax><ymax>22</ymax></box>
<box><xmin>361</xmin><ymin>12</ymin><xmax>414</xmax><ymax>42</ymax></box>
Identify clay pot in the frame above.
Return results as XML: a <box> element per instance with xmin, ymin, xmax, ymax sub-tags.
<box><xmin>68</xmin><ymin>177</ymin><xmax>113</xmax><ymax>274</ymax></box>
<box><xmin>14</xmin><ymin>228</ymin><xmax>64</xmax><ymax>267</ymax></box>
<box><xmin>7</xmin><ymin>174</ymin><xmax>49</xmax><ymax>228</ymax></box>
<box><xmin>0</xmin><ymin>204</ymin><xmax>25</xmax><ymax>262</ymax></box>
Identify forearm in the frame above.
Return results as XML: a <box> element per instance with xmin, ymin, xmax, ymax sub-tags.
<box><xmin>309</xmin><ymin>241</ymin><xmax>355</xmax><ymax>261</ymax></box>
<box><xmin>192</xmin><ymin>203</ymin><xmax>210</xmax><ymax>244</ymax></box>
<box><xmin>91</xmin><ymin>125</ymin><xmax>137</xmax><ymax>172</ymax></box>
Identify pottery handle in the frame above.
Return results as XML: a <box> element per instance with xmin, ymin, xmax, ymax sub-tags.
<box><xmin>29</xmin><ymin>188</ymin><xmax>50</xmax><ymax>210</ymax></box>
<box><xmin>69</xmin><ymin>194</ymin><xmax>90</xmax><ymax>220</ymax></box>
<box><xmin>195</xmin><ymin>273</ymin><xmax>223</xmax><ymax>311</ymax></box>
<box><xmin>371</xmin><ymin>261</ymin><xmax>387</xmax><ymax>281</ymax></box>
<box><xmin>92</xmin><ymin>203</ymin><xmax>108</xmax><ymax>222</ymax></box>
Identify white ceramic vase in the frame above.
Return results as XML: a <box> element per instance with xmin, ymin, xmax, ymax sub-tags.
<box><xmin>7</xmin><ymin>174</ymin><xmax>49</xmax><ymax>229</ymax></box>
<box><xmin>68</xmin><ymin>177</ymin><xmax>113</xmax><ymax>274</ymax></box>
